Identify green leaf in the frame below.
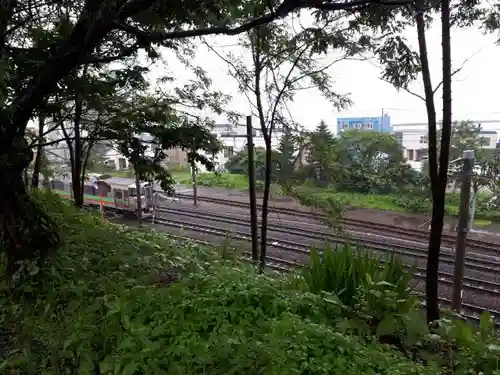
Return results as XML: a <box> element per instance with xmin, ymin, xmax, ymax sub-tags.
<box><xmin>376</xmin><ymin>315</ymin><xmax>399</xmax><ymax>337</ymax></box>
<box><xmin>122</xmin><ymin>362</ymin><xmax>139</xmax><ymax>375</ymax></box>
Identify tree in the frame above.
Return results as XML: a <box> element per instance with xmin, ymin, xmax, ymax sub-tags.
<box><xmin>307</xmin><ymin>121</ymin><xmax>336</xmax><ymax>186</ymax></box>
<box><xmin>211</xmin><ymin>13</ymin><xmax>362</xmax><ymax>270</ymax></box>
<box><xmin>225</xmin><ymin>147</ymin><xmax>281</xmax><ymax>180</ymax></box>
<box><xmin>370</xmin><ymin>0</ymin><xmax>485</xmax><ymax>323</ymax></box>
<box><xmin>449</xmin><ymin>121</ymin><xmax>491</xmax><ymax>188</ymax></box>
<box><xmin>184</xmin><ymin>121</ymin><xmax>222</xmax><ymax>206</ymax></box>
<box><xmin>334</xmin><ymin>129</ymin><xmax>407</xmax><ymax>193</ymax></box>
<box><xmin>448</xmin><ymin>121</ymin><xmax>500</xmax><ymax>225</ymax></box>
<box><xmin>53</xmin><ymin>65</ymin><xmax>149</xmax><ymax>207</ymax></box>
<box><xmin>0</xmin><ymin>0</ymin><xmax>419</xmax><ymax>275</ymax></box>
<box><xmin>276</xmin><ymin>126</ymin><xmax>296</xmax><ymax>186</ymax></box>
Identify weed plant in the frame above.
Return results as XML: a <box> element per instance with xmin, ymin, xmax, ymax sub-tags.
<box><xmin>297</xmin><ymin>244</ymin><xmax>412</xmax><ymax>307</ymax></box>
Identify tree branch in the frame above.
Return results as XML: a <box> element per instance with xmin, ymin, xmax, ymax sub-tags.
<box><xmin>431</xmin><ymin>52</ymin><xmax>478</xmax><ymax>95</ymax></box>
<box><xmin>378</xmin><ymin>51</ymin><xmax>477</xmax><ymax>101</ymax></box>
<box><xmin>267</xmin><ymin>45</ymin><xmax>309</xmax><ymax>135</ymax></box>
<box><xmin>117</xmin><ymin>0</ymin><xmax>413</xmax><ymax>43</ymax></box>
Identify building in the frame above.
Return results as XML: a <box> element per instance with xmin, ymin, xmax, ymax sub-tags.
<box><xmin>31</xmin><ymin>120</ymin><xmax>284</xmax><ymax>173</ymax></box>
<box><xmin>195</xmin><ymin>123</ymin><xmax>283</xmax><ymax>171</ymax></box>
<box><xmin>336</xmin><ymin>115</ymin><xmax>391</xmax><ymax>133</ymax></box>
<box><xmin>393</xmin><ymin>121</ymin><xmax>499</xmax><ymax>170</ymax></box>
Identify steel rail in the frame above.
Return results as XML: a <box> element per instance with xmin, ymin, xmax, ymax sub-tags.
<box><xmin>155</xmin><ymin>207</ymin><xmax>500</xmax><ymax>275</ymax></box>
<box><xmin>173</xmin><ymin>193</ymin><xmax>500</xmax><ymax>253</ymax></box>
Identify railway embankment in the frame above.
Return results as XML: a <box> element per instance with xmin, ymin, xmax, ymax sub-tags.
<box><xmin>1</xmin><ymin>190</ymin><xmax>500</xmax><ymax>374</ymax></box>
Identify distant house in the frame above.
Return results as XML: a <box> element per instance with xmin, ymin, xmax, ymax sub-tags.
<box><xmin>393</xmin><ymin>121</ymin><xmax>499</xmax><ymax>171</ymax></box>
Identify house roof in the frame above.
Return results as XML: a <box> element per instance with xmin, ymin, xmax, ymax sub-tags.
<box><xmin>100</xmin><ymin>177</ymin><xmax>135</xmax><ymax>187</ymax></box>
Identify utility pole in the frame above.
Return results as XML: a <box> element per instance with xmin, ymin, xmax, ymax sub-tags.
<box><xmin>451</xmin><ymin>149</ymin><xmax>475</xmax><ymax>311</ymax></box>
<box><xmin>246</xmin><ymin>116</ymin><xmax>259</xmax><ymax>263</ymax></box>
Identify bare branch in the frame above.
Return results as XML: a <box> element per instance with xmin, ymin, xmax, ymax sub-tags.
<box><xmin>202</xmin><ymin>39</ymin><xmax>261</xmax><ymax>115</ymax></box>
<box><xmin>432</xmin><ymin>51</ymin><xmax>479</xmax><ymax>95</ymax></box>
<box><xmin>267</xmin><ymin>45</ymin><xmax>309</xmax><ymax>135</ymax></box>
<box><xmin>377</xmin><ymin>49</ymin><xmax>479</xmax><ymax>101</ymax></box>
<box><xmin>378</xmin><ymin>76</ymin><xmax>428</xmax><ymax>100</ymax></box>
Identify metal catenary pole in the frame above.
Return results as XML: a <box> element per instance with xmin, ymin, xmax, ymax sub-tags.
<box><xmin>246</xmin><ymin>116</ymin><xmax>259</xmax><ymax>263</ymax></box>
<box><xmin>451</xmin><ymin>149</ymin><xmax>475</xmax><ymax>311</ymax></box>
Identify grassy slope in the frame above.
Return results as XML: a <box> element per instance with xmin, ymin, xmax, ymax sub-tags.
<box><xmin>0</xmin><ymin>192</ymin><xmax>440</xmax><ymax>375</ymax></box>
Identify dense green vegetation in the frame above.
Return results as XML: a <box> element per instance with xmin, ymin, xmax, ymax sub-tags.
<box><xmin>1</xmin><ymin>192</ymin><xmax>499</xmax><ymax>374</ymax></box>
<box><xmin>3</xmin><ymin>0</ymin><xmax>500</xmax><ymax>370</ymax></box>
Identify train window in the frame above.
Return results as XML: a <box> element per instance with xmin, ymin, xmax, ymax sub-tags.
<box><xmin>83</xmin><ymin>185</ymin><xmax>94</xmax><ymax>195</ymax></box>
<box><xmin>115</xmin><ymin>190</ymin><xmax>123</xmax><ymax>199</ymax></box>
<box><xmin>129</xmin><ymin>187</ymin><xmax>146</xmax><ymax>196</ymax></box>
<box><xmin>52</xmin><ymin>180</ymin><xmax>65</xmax><ymax>190</ymax></box>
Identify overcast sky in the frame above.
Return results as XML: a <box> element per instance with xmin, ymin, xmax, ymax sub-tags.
<box><xmin>149</xmin><ymin>17</ymin><xmax>500</xmax><ymax>132</ymax></box>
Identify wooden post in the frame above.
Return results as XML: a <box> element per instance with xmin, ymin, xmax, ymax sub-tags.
<box><xmin>451</xmin><ymin>150</ymin><xmax>474</xmax><ymax>312</ymax></box>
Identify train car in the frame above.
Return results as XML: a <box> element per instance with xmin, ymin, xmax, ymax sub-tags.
<box><xmin>50</xmin><ymin>176</ymin><xmax>156</xmax><ymax>214</ymax></box>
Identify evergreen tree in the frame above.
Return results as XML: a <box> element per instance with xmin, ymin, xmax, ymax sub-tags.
<box><xmin>307</xmin><ymin>120</ymin><xmax>336</xmax><ymax>184</ymax></box>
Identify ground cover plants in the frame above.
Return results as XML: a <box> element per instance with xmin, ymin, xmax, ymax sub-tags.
<box><xmin>1</xmin><ymin>191</ymin><xmax>499</xmax><ymax>374</ymax></box>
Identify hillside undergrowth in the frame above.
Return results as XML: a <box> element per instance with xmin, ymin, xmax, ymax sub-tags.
<box><xmin>1</xmin><ymin>191</ymin><xmax>499</xmax><ymax>374</ymax></box>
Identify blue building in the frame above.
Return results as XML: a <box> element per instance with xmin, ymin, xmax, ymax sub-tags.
<box><xmin>336</xmin><ymin>115</ymin><xmax>392</xmax><ymax>133</ymax></box>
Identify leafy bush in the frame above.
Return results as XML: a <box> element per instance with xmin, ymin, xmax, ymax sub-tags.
<box><xmin>294</xmin><ymin>244</ymin><xmax>423</xmax><ymax>346</ymax></box>
<box><xmin>292</xmin><ymin>184</ymin><xmax>500</xmax><ymax>223</ymax></box>
<box><xmin>175</xmin><ymin>172</ymin><xmax>285</xmax><ymax>195</ymax></box>
<box><xmin>175</xmin><ymin>172</ymin><xmax>249</xmax><ymax>189</ymax></box>
<box><xmin>3</xmin><ymin>191</ymin><xmax>500</xmax><ymax>374</ymax></box>
<box><xmin>297</xmin><ymin>244</ymin><xmax>413</xmax><ymax>307</ymax></box>
<box><xmin>293</xmin><ymin>244</ymin><xmax>500</xmax><ymax>372</ymax></box>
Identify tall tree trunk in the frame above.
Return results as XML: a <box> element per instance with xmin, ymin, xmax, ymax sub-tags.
<box><xmin>438</xmin><ymin>0</ymin><xmax>453</xmax><ymax>243</ymax></box>
<box><xmin>79</xmin><ymin>143</ymin><xmax>93</xmax><ymax>201</ymax></box>
<box><xmin>260</xmin><ymin>139</ymin><xmax>273</xmax><ymax>271</ymax></box>
<box><xmin>24</xmin><ymin>168</ymin><xmax>29</xmax><ymax>187</ymax></box>
<box><xmin>72</xmin><ymin>68</ymin><xmax>87</xmax><ymax>207</ymax></box>
<box><xmin>415</xmin><ymin>7</ymin><xmax>443</xmax><ymax>324</ymax></box>
<box><xmin>31</xmin><ymin>114</ymin><xmax>46</xmax><ymax>189</ymax></box>
<box><xmin>0</xmin><ymin>5</ymin><xmax>112</xmax><ymax>277</ymax></box>
<box><xmin>0</xmin><ymin>137</ymin><xmax>60</xmax><ymax>276</ymax></box>
<box><xmin>135</xmin><ymin>166</ymin><xmax>142</xmax><ymax>228</ymax></box>
<box><xmin>190</xmin><ymin>161</ymin><xmax>198</xmax><ymax>206</ymax></box>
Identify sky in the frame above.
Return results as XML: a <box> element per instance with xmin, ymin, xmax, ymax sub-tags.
<box><xmin>148</xmin><ymin>15</ymin><xmax>500</xmax><ymax>133</ymax></box>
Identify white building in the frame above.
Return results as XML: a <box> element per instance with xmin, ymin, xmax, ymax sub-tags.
<box><xmin>196</xmin><ymin>123</ymin><xmax>284</xmax><ymax>171</ymax></box>
<box><xmin>30</xmin><ymin>119</ymin><xmax>284</xmax><ymax>173</ymax></box>
<box><xmin>393</xmin><ymin>121</ymin><xmax>499</xmax><ymax>171</ymax></box>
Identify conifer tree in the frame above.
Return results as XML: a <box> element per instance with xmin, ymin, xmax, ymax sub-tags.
<box><xmin>307</xmin><ymin>120</ymin><xmax>336</xmax><ymax>184</ymax></box>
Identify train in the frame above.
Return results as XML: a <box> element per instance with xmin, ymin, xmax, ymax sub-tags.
<box><xmin>48</xmin><ymin>175</ymin><xmax>157</xmax><ymax>214</ymax></box>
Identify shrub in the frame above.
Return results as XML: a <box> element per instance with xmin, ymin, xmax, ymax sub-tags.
<box><xmin>297</xmin><ymin>244</ymin><xmax>413</xmax><ymax>307</ymax></box>
<box><xmin>2</xmin><ymin>191</ymin><xmax>500</xmax><ymax>374</ymax></box>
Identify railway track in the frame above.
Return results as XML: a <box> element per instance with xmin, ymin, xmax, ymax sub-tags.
<box><xmin>155</xmin><ymin>206</ymin><xmax>500</xmax><ymax>274</ymax></box>
<box><xmin>150</xmin><ymin>207</ymin><xmax>500</xmax><ymax>321</ymax></box>
<box><xmin>173</xmin><ymin>193</ymin><xmax>500</xmax><ymax>255</ymax></box>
